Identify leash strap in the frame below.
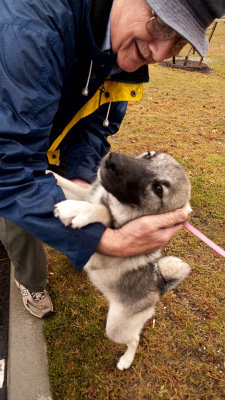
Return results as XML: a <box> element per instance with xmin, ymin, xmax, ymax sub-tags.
<box><xmin>183</xmin><ymin>221</ymin><xmax>225</xmax><ymax>258</ymax></box>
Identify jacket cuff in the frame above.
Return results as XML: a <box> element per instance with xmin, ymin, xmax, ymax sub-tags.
<box><xmin>65</xmin><ymin>164</ymin><xmax>97</xmax><ymax>183</ymax></box>
<box><xmin>72</xmin><ymin>223</ymin><xmax>106</xmax><ymax>269</ymax></box>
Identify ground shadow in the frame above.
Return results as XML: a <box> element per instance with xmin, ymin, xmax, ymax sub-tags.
<box><xmin>160</xmin><ymin>59</ymin><xmax>212</xmax><ymax>74</ymax></box>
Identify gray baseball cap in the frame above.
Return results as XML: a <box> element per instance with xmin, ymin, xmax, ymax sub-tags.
<box><xmin>145</xmin><ymin>0</ymin><xmax>225</xmax><ymax>56</ymax></box>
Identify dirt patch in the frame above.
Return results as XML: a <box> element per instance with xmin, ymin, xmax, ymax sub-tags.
<box><xmin>160</xmin><ymin>59</ymin><xmax>212</xmax><ymax>73</ymax></box>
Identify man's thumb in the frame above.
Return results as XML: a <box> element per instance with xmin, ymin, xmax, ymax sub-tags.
<box><xmin>159</xmin><ymin>208</ymin><xmax>188</xmax><ymax>228</ymax></box>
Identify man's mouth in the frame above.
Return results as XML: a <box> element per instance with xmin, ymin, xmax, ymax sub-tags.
<box><xmin>136</xmin><ymin>40</ymin><xmax>156</xmax><ymax>64</ymax></box>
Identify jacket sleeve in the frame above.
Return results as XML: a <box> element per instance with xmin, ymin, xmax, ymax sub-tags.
<box><xmin>64</xmin><ymin>101</ymin><xmax>128</xmax><ymax>182</ymax></box>
<box><xmin>0</xmin><ymin>23</ymin><xmax>105</xmax><ymax>269</ymax></box>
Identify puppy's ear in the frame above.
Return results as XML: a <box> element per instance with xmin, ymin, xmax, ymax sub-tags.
<box><xmin>136</xmin><ymin>151</ymin><xmax>156</xmax><ymax>159</ymax></box>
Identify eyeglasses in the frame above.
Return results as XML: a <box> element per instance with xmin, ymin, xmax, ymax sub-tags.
<box><xmin>146</xmin><ymin>10</ymin><xmax>178</xmax><ymax>40</ymax></box>
<box><xmin>146</xmin><ymin>10</ymin><xmax>188</xmax><ymax>55</ymax></box>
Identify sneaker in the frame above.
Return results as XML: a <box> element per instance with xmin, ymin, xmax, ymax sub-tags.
<box><xmin>15</xmin><ymin>279</ymin><xmax>53</xmax><ymax>318</ymax></box>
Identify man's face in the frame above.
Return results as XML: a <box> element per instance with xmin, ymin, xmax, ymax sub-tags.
<box><xmin>110</xmin><ymin>0</ymin><xmax>181</xmax><ymax>72</ymax></box>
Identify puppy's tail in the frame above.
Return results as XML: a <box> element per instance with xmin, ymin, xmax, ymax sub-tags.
<box><xmin>157</xmin><ymin>256</ymin><xmax>190</xmax><ymax>293</ymax></box>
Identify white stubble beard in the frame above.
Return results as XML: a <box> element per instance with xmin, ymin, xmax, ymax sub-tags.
<box><xmin>136</xmin><ymin>39</ymin><xmax>156</xmax><ymax>64</ymax></box>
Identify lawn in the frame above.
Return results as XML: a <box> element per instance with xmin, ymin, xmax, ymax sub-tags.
<box><xmin>44</xmin><ymin>23</ymin><xmax>225</xmax><ymax>400</ymax></box>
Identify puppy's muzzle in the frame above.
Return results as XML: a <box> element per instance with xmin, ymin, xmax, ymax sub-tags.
<box><xmin>104</xmin><ymin>152</ymin><xmax>123</xmax><ymax>176</ymax></box>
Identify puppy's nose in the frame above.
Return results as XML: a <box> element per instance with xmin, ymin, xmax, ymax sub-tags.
<box><xmin>105</xmin><ymin>152</ymin><xmax>121</xmax><ymax>174</ymax></box>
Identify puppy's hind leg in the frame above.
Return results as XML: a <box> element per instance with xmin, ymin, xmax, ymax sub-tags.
<box><xmin>117</xmin><ymin>339</ymin><xmax>139</xmax><ymax>371</ymax></box>
<box><xmin>106</xmin><ymin>304</ymin><xmax>154</xmax><ymax>370</ymax></box>
<box><xmin>158</xmin><ymin>256</ymin><xmax>190</xmax><ymax>292</ymax></box>
<box><xmin>106</xmin><ymin>304</ymin><xmax>139</xmax><ymax>370</ymax></box>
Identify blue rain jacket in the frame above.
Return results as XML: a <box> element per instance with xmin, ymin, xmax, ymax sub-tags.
<box><xmin>0</xmin><ymin>0</ymin><xmax>149</xmax><ymax>269</ymax></box>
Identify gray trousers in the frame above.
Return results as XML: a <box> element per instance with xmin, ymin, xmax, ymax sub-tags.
<box><xmin>0</xmin><ymin>217</ymin><xmax>47</xmax><ymax>292</ymax></box>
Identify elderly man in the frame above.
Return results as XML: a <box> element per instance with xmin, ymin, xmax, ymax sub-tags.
<box><xmin>0</xmin><ymin>0</ymin><xmax>224</xmax><ymax>317</ymax></box>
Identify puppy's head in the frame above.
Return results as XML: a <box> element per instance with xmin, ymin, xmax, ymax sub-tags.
<box><xmin>100</xmin><ymin>151</ymin><xmax>191</xmax><ymax>216</ymax></box>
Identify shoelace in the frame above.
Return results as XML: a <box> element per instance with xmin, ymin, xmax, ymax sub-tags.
<box><xmin>31</xmin><ymin>291</ymin><xmax>46</xmax><ymax>301</ymax></box>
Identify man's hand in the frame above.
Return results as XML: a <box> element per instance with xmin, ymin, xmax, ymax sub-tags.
<box><xmin>69</xmin><ymin>178</ymin><xmax>91</xmax><ymax>188</ymax></box>
<box><xmin>96</xmin><ymin>208</ymin><xmax>188</xmax><ymax>257</ymax></box>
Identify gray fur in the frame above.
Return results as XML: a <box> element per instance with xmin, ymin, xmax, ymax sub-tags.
<box><xmin>111</xmin><ymin>262</ymin><xmax>164</xmax><ymax>314</ymax></box>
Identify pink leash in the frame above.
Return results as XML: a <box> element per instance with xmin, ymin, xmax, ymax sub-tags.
<box><xmin>183</xmin><ymin>221</ymin><xmax>225</xmax><ymax>258</ymax></box>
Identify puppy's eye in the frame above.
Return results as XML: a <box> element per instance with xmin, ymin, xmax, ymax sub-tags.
<box><xmin>152</xmin><ymin>182</ymin><xmax>163</xmax><ymax>198</ymax></box>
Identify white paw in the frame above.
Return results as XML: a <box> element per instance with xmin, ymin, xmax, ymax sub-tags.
<box><xmin>71</xmin><ymin>214</ymin><xmax>92</xmax><ymax>229</ymax></box>
<box><xmin>54</xmin><ymin>200</ymin><xmax>75</xmax><ymax>226</ymax></box>
<box><xmin>117</xmin><ymin>355</ymin><xmax>133</xmax><ymax>371</ymax></box>
<box><xmin>54</xmin><ymin>200</ymin><xmax>95</xmax><ymax>229</ymax></box>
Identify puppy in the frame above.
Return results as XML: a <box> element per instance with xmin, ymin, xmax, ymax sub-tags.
<box><xmin>53</xmin><ymin>151</ymin><xmax>191</xmax><ymax>370</ymax></box>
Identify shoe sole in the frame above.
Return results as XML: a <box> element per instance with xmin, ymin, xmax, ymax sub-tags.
<box><xmin>23</xmin><ymin>299</ymin><xmax>53</xmax><ymax>318</ymax></box>
<box><xmin>24</xmin><ymin>303</ymin><xmax>53</xmax><ymax>318</ymax></box>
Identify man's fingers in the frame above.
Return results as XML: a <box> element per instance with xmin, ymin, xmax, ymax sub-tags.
<box><xmin>159</xmin><ymin>223</ymin><xmax>184</xmax><ymax>245</ymax></box>
<box><xmin>146</xmin><ymin>208</ymin><xmax>188</xmax><ymax>230</ymax></box>
<box><xmin>123</xmin><ymin>208</ymin><xmax>188</xmax><ymax>237</ymax></box>
<box><xmin>145</xmin><ymin>223</ymin><xmax>183</xmax><ymax>251</ymax></box>
<box><xmin>70</xmin><ymin>178</ymin><xmax>90</xmax><ymax>187</ymax></box>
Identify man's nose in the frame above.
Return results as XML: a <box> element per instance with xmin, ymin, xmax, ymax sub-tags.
<box><xmin>148</xmin><ymin>37</ymin><xmax>176</xmax><ymax>62</ymax></box>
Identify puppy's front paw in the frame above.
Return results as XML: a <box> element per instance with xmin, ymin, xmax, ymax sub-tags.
<box><xmin>54</xmin><ymin>200</ymin><xmax>95</xmax><ymax>229</ymax></box>
<box><xmin>71</xmin><ymin>213</ymin><xmax>92</xmax><ymax>229</ymax></box>
<box><xmin>54</xmin><ymin>200</ymin><xmax>75</xmax><ymax>226</ymax></box>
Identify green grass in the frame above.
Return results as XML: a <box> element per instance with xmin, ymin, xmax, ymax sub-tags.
<box><xmin>44</xmin><ymin>23</ymin><xmax>225</xmax><ymax>399</ymax></box>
